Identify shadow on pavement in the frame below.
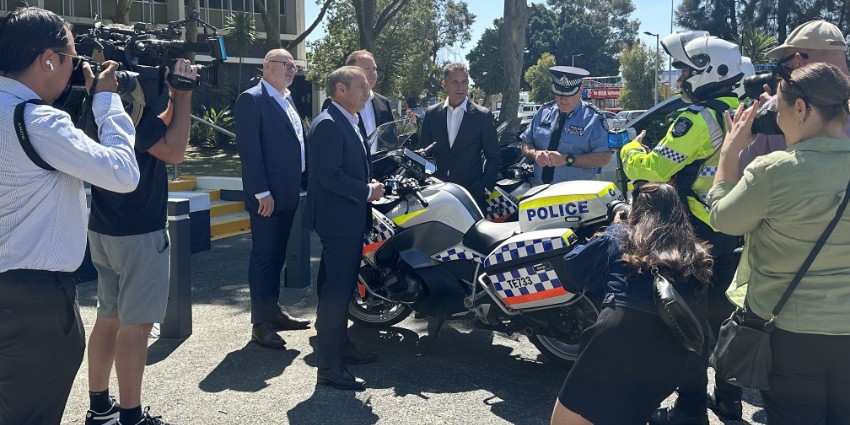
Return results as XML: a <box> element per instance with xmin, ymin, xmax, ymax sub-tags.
<box><xmin>199</xmin><ymin>343</ymin><xmax>300</xmax><ymax>393</ymax></box>
<box><xmin>287</xmin><ymin>387</ymin><xmax>379</xmax><ymax>425</ymax></box>
<box><xmin>146</xmin><ymin>337</ymin><xmax>187</xmax><ymax>365</ymax></box>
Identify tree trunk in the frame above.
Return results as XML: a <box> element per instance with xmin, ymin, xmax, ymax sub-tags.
<box><xmin>499</xmin><ymin>0</ymin><xmax>531</xmax><ymax>124</ymax></box>
<box><xmin>777</xmin><ymin>0</ymin><xmax>789</xmax><ymax>42</ymax></box>
<box><xmin>113</xmin><ymin>0</ymin><xmax>133</xmax><ymax>25</ymax></box>
<box><xmin>354</xmin><ymin>0</ymin><xmax>377</xmax><ymax>51</ymax></box>
<box><xmin>254</xmin><ymin>0</ymin><xmax>281</xmax><ymax>52</ymax></box>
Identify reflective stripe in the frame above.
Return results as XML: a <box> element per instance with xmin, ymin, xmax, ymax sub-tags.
<box><xmin>698</xmin><ymin>108</ymin><xmax>725</xmax><ymax>152</ymax></box>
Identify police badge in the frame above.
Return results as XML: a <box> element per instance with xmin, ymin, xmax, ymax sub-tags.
<box><xmin>671</xmin><ymin>117</ymin><xmax>693</xmax><ymax>138</ymax></box>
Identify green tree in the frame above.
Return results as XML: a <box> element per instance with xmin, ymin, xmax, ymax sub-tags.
<box><xmin>524</xmin><ymin>53</ymin><xmax>555</xmax><ymax>104</ymax></box>
<box><xmin>308</xmin><ymin>0</ymin><xmax>473</xmax><ymax>101</ymax></box>
<box><xmin>619</xmin><ymin>42</ymin><xmax>658</xmax><ymax>110</ymax></box>
<box><xmin>733</xmin><ymin>27</ymin><xmax>776</xmax><ymax>65</ymax></box>
<box><xmin>523</xmin><ymin>3</ymin><xmax>621</xmax><ymax>84</ymax></box>
<box><xmin>500</xmin><ymin>0</ymin><xmax>532</xmax><ymax>124</ymax></box>
<box><xmin>467</xmin><ymin>20</ymin><xmax>503</xmax><ymax>107</ymax></box>
<box><xmin>224</xmin><ymin>11</ymin><xmax>257</xmax><ymax>91</ymax></box>
<box><xmin>546</xmin><ymin>0</ymin><xmax>639</xmax><ymax>48</ymax></box>
<box><xmin>675</xmin><ymin>0</ymin><xmax>738</xmax><ymax>40</ymax></box>
<box><xmin>352</xmin><ymin>0</ymin><xmax>414</xmax><ymax>51</ymax></box>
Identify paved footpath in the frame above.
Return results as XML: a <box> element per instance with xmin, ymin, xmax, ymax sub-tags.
<box><xmin>61</xmin><ymin>234</ymin><xmax>766</xmax><ymax>424</ymax></box>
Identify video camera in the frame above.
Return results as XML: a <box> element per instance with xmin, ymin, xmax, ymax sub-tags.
<box><xmin>71</xmin><ymin>10</ymin><xmax>227</xmax><ymax>109</ymax></box>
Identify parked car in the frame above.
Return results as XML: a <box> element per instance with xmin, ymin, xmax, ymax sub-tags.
<box><xmin>612</xmin><ymin>109</ymin><xmax>646</xmax><ymax>129</ymax></box>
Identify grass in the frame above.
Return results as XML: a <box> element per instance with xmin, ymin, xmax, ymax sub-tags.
<box><xmin>168</xmin><ymin>145</ymin><xmax>242</xmax><ymax>180</ymax></box>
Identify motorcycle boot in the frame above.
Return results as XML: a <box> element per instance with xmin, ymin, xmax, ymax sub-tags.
<box><xmin>707</xmin><ymin>391</ymin><xmax>743</xmax><ymax>420</ymax></box>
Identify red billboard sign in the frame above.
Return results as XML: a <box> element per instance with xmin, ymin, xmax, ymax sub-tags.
<box><xmin>587</xmin><ymin>88</ymin><xmax>621</xmax><ymax>99</ymax></box>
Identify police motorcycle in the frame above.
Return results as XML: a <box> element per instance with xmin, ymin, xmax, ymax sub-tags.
<box><xmin>350</xmin><ymin>142</ymin><xmax>601</xmax><ymax>366</ymax></box>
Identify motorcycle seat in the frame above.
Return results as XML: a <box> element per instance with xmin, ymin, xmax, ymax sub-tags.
<box><xmin>462</xmin><ymin>220</ymin><xmax>521</xmax><ymax>256</ymax></box>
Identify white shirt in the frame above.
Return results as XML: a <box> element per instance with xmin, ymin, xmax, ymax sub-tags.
<box><xmin>0</xmin><ymin>77</ymin><xmax>139</xmax><ymax>273</ymax></box>
<box><xmin>445</xmin><ymin>97</ymin><xmax>468</xmax><ymax>148</ymax></box>
<box><xmin>359</xmin><ymin>91</ymin><xmax>377</xmax><ymax>154</ymax></box>
<box><xmin>256</xmin><ymin>80</ymin><xmax>306</xmax><ymax>200</ymax></box>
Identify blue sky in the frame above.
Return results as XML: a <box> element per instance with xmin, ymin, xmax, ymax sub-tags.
<box><xmin>304</xmin><ymin>0</ymin><xmax>682</xmax><ymax>62</ymax></box>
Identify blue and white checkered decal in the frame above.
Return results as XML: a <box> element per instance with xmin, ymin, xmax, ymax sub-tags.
<box><xmin>653</xmin><ymin>145</ymin><xmax>688</xmax><ymax>164</ymax></box>
<box><xmin>365</xmin><ymin>210</ymin><xmax>396</xmax><ymax>245</ymax></box>
<box><xmin>491</xmin><ymin>262</ymin><xmax>562</xmax><ymax>298</ymax></box>
<box><xmin>485</xmin><ymin>191</ymin><xmax>519</xmax><ymax>220</ymax></box>
<box><xmin>484</xmin><ymin>237</ymin><xmax>568</xmax><ymax>267</ymax></box>
<box><xmin>700</xmin><ymin>166</ymin><xmax>718</xmax><ymax>177</ymax></box>
<box><xmin>432</xmin><ymin>245</ymin><xmax>485</xmax><ymax>263</ymax></box>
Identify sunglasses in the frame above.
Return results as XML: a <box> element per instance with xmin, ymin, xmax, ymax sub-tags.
<box><xmin>53</xmin><ymin>51</ymin><xmax>98</xmax><ymax>70</ymax></box>
<box><xmin>266</xmin><ymin>59</ymin><xmax>298</xmax><ymax>72</ymax></box>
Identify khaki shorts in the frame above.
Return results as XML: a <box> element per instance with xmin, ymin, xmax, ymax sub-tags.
<box><xmin>88</xmin><ymin>229</ymin><xmax>170</xmax><ymax>325</ymax></box>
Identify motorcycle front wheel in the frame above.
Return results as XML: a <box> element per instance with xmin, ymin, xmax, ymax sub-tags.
<box><xmin>348</xmin><ymin>282</ymin><xmax>412</xmax><ymax>328</ymax></box>
<box><xmin>528</xmin><ymin>294</ymin><xmax>600</xmax><ymax>367</ymax></box>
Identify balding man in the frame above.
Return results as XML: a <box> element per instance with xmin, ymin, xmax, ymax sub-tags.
<box><xmin>235</xmin><ymin>49</ymin><xmax>311</xmax><ymax>349</ymax></box>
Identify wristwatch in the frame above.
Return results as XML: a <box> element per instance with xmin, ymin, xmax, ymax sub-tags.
<box><xmin>565</xmin><ymin>154</ymin><xmax>576</xmax><ymax>167</ymax></box>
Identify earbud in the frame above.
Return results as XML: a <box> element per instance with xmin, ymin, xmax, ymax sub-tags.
<box><xmin>46</xmin><ymin>60</ymin><xmax>54</xmax><ymax>71</ymax></box>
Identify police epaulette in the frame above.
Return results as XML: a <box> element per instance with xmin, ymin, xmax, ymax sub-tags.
<box><xmin>584</xmin><ymin>102</ymin><xmax>601</xmax><ymax>113</ymax></box>
<box><xmin>687</xmin><ymin>104</ymin><xmax>706</xmax><ymax>113</ymax></box>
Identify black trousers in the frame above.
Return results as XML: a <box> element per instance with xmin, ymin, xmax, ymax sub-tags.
<box><xmin>315</xmin><ymin>235</ymin><xmax>361</xmax><ymax>369</ymax></box>
<box><xmin>761</xmin><ymin>328</ymin><xmax>850</xmax><ymax>425</ymax></box>
<box><xmin>0</xmin><ymin>270</ymin><xmax>85</xmax><ymax>425</ymax></box>
<box><xmin>247</xmin><ymin>208</ymin><xmax>297</xmax><ymax>324</ymax></box>
<box><xmin>673</xmin><ymin>221</ymin><xmax>742</xmax><ymax>414</ymax></box>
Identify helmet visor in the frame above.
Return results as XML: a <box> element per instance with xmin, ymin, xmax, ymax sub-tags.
<box><xmin>662</xmin><ymin>31</ymin><xmax>709</xmax><ymax>69</ymax></box>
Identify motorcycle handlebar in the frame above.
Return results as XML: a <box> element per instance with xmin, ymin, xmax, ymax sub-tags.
<box><xmin>413</xmin><ymin>190</ymin><xmax>429</xmax><ymax>208</ymax></box>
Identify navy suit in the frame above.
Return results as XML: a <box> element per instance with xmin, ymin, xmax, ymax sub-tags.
<box><xmin>420</xmin><ymin>99</ymin><xmax>501</xmax><ymax>207</ymax></box>
<box><xmin>235</xmin><ymin>81</ymin><xmax>305</xmax><ymax>324</ymax></box>
<box><xmin>305</xmin><ymin>103</ymin><xmax>372</xmax><ymax>369</ymax></box>
<box><xmin>321</xmin><ymin>92</ymin><xmax>394</xmax><ymax>139</ymax></box>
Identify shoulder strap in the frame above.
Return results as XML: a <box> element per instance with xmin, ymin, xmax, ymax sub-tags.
<box><xmin>14</xmin><ymin>99</ymin><xmax>56</xmax><ymax>171</ymax></box>
<box><xmin>766</xmin><ymin>178</ymin><xmax>850</xmax><ymax>322</ymax></box>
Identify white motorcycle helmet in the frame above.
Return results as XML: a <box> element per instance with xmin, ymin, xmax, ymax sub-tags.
<box><xmin>733</xmin><ymin>56</ymin><xmax>757</xmax><ymax>99</ymax></box>
<box><xmin>662</xmin><ymin>31</ymin><xmax>744</xmax><ymax>102</ymax></box>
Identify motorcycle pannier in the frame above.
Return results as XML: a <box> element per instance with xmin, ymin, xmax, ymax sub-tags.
<box><xmin>481</xmin><ymin>228</ymin><xmax>579</xmax><ymax>310</ymax></box>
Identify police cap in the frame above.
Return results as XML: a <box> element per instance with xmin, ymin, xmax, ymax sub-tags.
<box><xmin>550</xmin><ymin>66</ymin><xmax>589</xmax><ymax>96</ymax></box>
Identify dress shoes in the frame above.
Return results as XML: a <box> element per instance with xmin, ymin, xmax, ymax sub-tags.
<box><xmin>317</xmin><ymin>365</ymin><xmax>366</xmax><ymax>390</ymax></box>
<box><xmin>707</xmin><ymin>392</ymin><xmax>743</xmax><ymax>420</ymax></box>
<box><xmin>340</xmin><ymin>349</ymin><xmax>377</xmax><ymax>365</ymax></box>
<box><xmin>251</xmin><ymin>323</ymin><xmax>286</xmax><ymax>348</ymax></box>
<box><xmin>649</xmin><ymin>405</ymin><xmax>709</xmax><ymax>425</ymax></box>
<box><xmin>270</xmin><ymin>308</ymin><xmax>311</xmax><ymax>331</ymax></box>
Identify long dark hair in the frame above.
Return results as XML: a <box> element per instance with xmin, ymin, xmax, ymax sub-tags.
<box><xmin>618</xmin><ymin>183</ymin><xmax>713</xmax><ymax>285</ymax></box>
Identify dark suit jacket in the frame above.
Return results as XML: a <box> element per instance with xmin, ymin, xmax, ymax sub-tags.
<box><xmin>420</xmin><ymin>99</ymin><xmax>501</xmax><ymax>202</ymax></box>
<box><xmin>304</xmin><ymin>103</ymin><xmax>372</xmax><ymax>238</ymax></box>
<box><xmin>235</xmin><ymin>81</ymin><xmax>305</xmax><ymax>213</ymax></box>
<box><xmin>321</xmin><ymin>92</ymin><xmax>394</xmax><ymax>135</ymax></box>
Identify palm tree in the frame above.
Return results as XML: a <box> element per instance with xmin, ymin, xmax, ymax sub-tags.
<box><xmin>733</xmin><ymin>27</ymin><xmax>777</xmax><ymax>65</ymax></box>
<box><xmin>224</xmin><ymin>11</ymin><xmax>257</xmax><ymax>91</ymax></box>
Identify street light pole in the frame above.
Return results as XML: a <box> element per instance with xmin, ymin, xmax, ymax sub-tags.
<box><xmin>571</xmin><ymin>53</ymin><xmax>583</xmax><ymax>67</ymax></box>
<box><xmin>644</xmin><ymin>31</ymin><xmax>660</xmax><ymax>105</ymax></box>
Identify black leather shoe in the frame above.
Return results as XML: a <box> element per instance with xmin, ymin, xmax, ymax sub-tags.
<box><xmin>317</xmin><ymin>365</ymin><xmax>366</xmax><ymax>390</ymax></box>
<box><xmin>649</xmin><ymin>406</ymin><xmax>709</xmax><ymax>425</ymax></box>
<box><xmin>340</xmin><ymin>349</ymin><xmax>377</xmax><ymax>365</ymax></box>
<box><xmin>707</xmin><ymin>392</ymin><xmax>742</xmax><ymax>420</ymax></box>
<box><xmin>270</xmin><ymin>308</ymin><xmax>311</xmax><ymax>331</ymax></box>
<box><xmin>251</xmin><ymin>323</ymin><xmax>286</xmax><ymax>348</ymax></box>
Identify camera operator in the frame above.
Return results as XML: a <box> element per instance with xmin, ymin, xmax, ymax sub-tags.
<box><xmin>84</xmin><ymin>59</ymin><xmax>196</xmax><ymax>425</ymax></box>
<box><xmin>620</xmin><ymin>32</ymin><xmax>746</xmax><ymax>424</ymax></box>
<box><xmin>0</xmin><ymin>7</ymin><xmax>140</xmax><ymax>425</ymax></box>
<box><xmin>738</xmin><ymin>20</ymin><xmax>850</xmax><ymax>175</ymax></box>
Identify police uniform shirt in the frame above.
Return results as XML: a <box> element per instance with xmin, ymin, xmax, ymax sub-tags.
<box><xmin>521</xmin><ymin>101</ymin><xmax>610</xmax><ymax>185</ymax></box>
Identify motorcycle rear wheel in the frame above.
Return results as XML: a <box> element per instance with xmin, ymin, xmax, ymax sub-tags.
<box><xmin>528</xmin><ymin>295</ymin><xmax>600</xmax><ymax>367</ymax></box>
<box><xmin>348</xmin><ymin>283</ymin><xmax>412</xmax><ymax>328</ymax></box>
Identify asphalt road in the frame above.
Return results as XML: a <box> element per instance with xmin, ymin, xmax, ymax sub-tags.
<box><xmin>60</xmin><ymin>234</ymin><xmax>767</xmax><ymax>424</ymax></box>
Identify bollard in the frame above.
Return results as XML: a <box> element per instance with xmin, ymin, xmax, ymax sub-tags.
<box><xmin>162</xmin><ymin>198</ymin><xmax>192</xmax><ymax>338</ymax></box>
<box><xmin>284</xmin><ymin>191</ymin><xmax>311</xmax><ymax>288</ymax></box>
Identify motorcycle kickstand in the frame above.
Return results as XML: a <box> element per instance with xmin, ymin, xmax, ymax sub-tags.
<box><xmin>416</xmin><ymin>315</ymin><xmax>445</xmax><ymax>357</ymax></box>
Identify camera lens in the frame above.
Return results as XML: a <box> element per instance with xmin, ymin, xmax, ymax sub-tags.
<box><xmin>607</xmin><ymin>200</ymin><xmax>630</xmax><ymax>222</ymax></box>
